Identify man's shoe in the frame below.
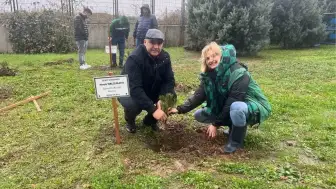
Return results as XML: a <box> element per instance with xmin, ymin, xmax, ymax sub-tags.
<box><xmin>111</xmin><ymin>64</ymin><xmax>117</xmax><ymax>68</ymax></box>
<box><xmin>142</xmin><ymin>115</ymin><xmax>159</xmax><ymax>132</ymax></box>
<box><xmin>119</xmin><ymin>64</ymin><xmax>123</xmax><ymax>68</ymax></box>
<box><xmin>150</xmin><ymin>123</ymin><xmax>160</xmax><ymax>132</ymax></box>
<box><xmin>125</xmin><ymin>123</ymin><xmax>136</xmax><ymax>133</ymax></box>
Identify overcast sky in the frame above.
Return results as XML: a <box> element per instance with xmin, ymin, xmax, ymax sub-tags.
<box><xmin>0</xmin><ymin>0</ymin><xmax>184</xmax><ymax>17</ymax></box>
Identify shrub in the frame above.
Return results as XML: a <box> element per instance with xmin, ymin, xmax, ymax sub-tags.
<box><xmin>4</xmin><ymin>10</ymin><xmax>75</xmax><ymax>54</ymax></box>
<box><xmin>270</xmin><ymin>0</ymin><xmax>327</xmax><ymax>48</ymax></box>
<box><xmin>186</xmin><ymin>0</ymin><xmax>272</xmax><ymax>55</ymax></box>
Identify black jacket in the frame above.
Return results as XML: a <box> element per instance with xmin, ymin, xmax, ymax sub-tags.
<box><xmin>74</xmin><ymin>13</ymin><xmax>89</xmax><ymax>41</ymax></box>
<box><xmin>177</xmin><ymin>63</ymin><xmax>250</xmax><ymax>127</ymax></box>
<box><xmin>121</xmin><ymin>45</ymin><xmax>176</xmax><ymax>114</ymax></box>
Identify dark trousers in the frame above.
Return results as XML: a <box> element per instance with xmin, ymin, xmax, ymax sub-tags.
<box><xmin>136</xmin><ymin>38</ymin><xmax>144</xmax><ymax>47</ymax></box>
<box><xmin>118</xmin><ymin>97</ymin><xmax>157</xmax><ymax>125</ymax></box>
<box><xmin>111</xmin><ymin>37</ymin><xmax>126</xmax><ymax>66</ymax></box>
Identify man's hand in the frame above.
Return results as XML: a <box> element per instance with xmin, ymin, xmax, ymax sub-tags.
<box><xmin>168</xmin><ymin>108</ymin><xmax>178</xmax><ymax>115</ymax></box>
<box><xmin>152</xmin><ymin>101</ymin><xmax>167</xmax><ymax>122</ymax></box>
<box><xmin>206</xmin><ymin>125</ymin><xmax>217</xmax><ymax>139</ymax></box>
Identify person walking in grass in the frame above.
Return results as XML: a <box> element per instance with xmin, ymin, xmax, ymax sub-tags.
<box><xmin>109</xmin><ymin>16</ymin><xmax>130</xmax><ymax>68</ymax></box>
<box><xmin>74</xmin><ymin>7</ymin><xmax>92</xmax><ymax>70</ymax></box>
<box><xmin>169</xmin><ymin>42</ymin><xmax>271</xmax><ymax>154</ymax></box>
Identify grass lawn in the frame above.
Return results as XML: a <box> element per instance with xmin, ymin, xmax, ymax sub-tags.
<box><xmin>0</xmin><ymin>46</ymin><xmax>335</xmax><ymax>189</ymax></box>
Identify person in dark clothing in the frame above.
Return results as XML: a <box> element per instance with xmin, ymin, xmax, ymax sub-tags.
<box><xmin>74</xmin><ymin>7</ymin><xmax>92</xmax><ymax>70</ymax></box>
<box><xmin>169</xmin><ymin>42</ymin><xmax>271</xmax><ymax>154</ymax></box>
<box><xmin>118</xmin><ymin>29</ymin><xmax>176</xmax><ymax>133</ymax></box>
<box><xmin>133</xmin><ymin>4</ymin><xmax>158</xmax><ymax>47</ymax></box>
<box><xmin>109</xmin><ymin>16</ymin><xmax>130</xmax><ymax>68</ymax></box>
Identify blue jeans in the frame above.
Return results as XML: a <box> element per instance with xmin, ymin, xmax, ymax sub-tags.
<box><xmin>76</xmin><ymin>40</ymin><xmax>88</xmax><ymax>66</ymax></box>
<box><xmin>111</xmin><ymin>37</ymin><xmax>126</xmax><ymax>66</ymax></box>
<box><xmin>194</xmin><ymin>101</ymin><xmax>249</xmax><ymax>127</ymax></box>
<box><xmin>136</xmin><ymin>38</ymin><xmax>144</xmax><ymax>47</ymax></box>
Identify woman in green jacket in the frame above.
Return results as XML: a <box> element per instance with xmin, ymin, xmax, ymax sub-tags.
<box><xmin>169</xmin><ymin>42</ymin><xmax>271</xmax><ymax>153</ymax></box>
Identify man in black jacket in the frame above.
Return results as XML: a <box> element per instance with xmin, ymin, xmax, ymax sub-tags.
<box><xmin>119</xmin><ymin>29</ymin><xmax>176</xmax><ymax>133</ymax></box>
<box><xmin>74</xmin><ymin>7</ymin><xmax>92</xmax><ymax>70</ymax></box>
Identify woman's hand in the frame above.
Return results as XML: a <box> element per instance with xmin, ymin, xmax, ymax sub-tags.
<box><xmin>206</xmin><ymin>125</ymin><xmax>217</xmax><ymax>139</ymax></box>
<box><xmin>168</xmin><ymin>108</ymin><xmax>178</xmax><ymax>115</ymax></box>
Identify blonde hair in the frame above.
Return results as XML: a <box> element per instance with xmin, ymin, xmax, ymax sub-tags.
<box><xmin>200</xmin><ymin>42</ymin><xmax>221</xmax><ymax>73</ymax></box>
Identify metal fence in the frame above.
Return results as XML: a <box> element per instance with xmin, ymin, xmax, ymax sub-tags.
<box><xmin>0</xmin><ymin>0</ymin><xmax>187</xmax><ymax>25</ymax></box>
<box><xmin>0</xmin><ymin>0</ymin><xmax>188</xmax><ymax>51</ymax></box>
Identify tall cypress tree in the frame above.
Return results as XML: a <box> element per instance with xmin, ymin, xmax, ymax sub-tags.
<box><xmin>270</xmin><ymin>0</ymin><xmax>327</xmax><ymax>48</ymax></box>
<box><xmin>186</xmin><ymin>0</ymin><xmax>272</xmax><ymax>55</ymax></box>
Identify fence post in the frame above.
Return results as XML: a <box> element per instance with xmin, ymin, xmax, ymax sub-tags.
<box><xmin>116</xmin><ymin>0</ymin><xmax>119</xmax><ymax>16</ymax></box>
<box><xmin>151</xmin><ymin>0</ymin><xmax>155</xmax><ymax>15</ymax></box>
<box><xmin>180</xmin><ymin>0</ymin><xmax>186</xmax><ymax>46</ymax></box>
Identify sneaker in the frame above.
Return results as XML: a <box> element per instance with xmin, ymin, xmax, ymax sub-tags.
<box><xmin>125</xmin><ymin>123</ymin><xmax>136</xmax><ymax>133</ymax></box>
<box><xmin>79</xmin><ymin>64</ymin><xmax>88</xmax><ymax>70</ymax></box>
<box><xmin>84</xmin><ymin>64</ymin><xmax>91</xmax><ymax>69</ymax></box>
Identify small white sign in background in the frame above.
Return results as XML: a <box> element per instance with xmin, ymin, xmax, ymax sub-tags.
<box><xmin>94</xmin><ymin>75</ymin><xmax>130</xmax><ymax>99</ymax></box>
<box><xmin>105</xmin><ymin>46</ymin><xmax>117</xmax><ymax>54</ymax></box>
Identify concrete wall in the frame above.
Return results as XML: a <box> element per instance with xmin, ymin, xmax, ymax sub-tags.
<box><xmin>0</xmin><ymin>23</ymin><xmax>184</xmax><ymax>53</ymax></box>
<box><xmin>0</xmin><ymin>26</ymin><xmax>13</xmax><ymax>53</ymax></box>
<box><xmin>88</xmin><ymin>23</ymin><xmax>183</xmax><ymax>48</ymax></box>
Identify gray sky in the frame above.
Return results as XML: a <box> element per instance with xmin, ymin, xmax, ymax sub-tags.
<box><xmin>0</xmin><ymin>0</ymin><xmax>183</xmax><ymax>17</ymax></box>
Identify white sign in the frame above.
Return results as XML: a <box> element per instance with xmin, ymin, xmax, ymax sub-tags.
<box><xmin>94</xmin><ymin>75</ymin><xmax>130</xmax><ymax>99</ymax></box>
<box><xmin>105</xmin><ymin>45</ymin><xmax>117</xmax><ymax>54</ymax></box>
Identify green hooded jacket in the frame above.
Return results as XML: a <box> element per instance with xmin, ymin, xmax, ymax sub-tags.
<box><xmin>201</xmin><ymin>44</ymin><xmax>271</xmax><ymax>125</ymax></box>
<box><xmin>110</xmin><ymin>16</ymin><xmax>130</xmax><ymax>39</ymax></box>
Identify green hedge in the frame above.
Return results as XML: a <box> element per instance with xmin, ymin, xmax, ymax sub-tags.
<box><xmin>4</xmin><ymin>10</ymin><xmax>75</xmax><ymax>54</ymax></box>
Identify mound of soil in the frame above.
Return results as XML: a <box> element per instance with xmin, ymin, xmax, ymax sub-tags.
<box><xmin>44</xmin><ymin>58</ymin><xmax>74</xmax><ymax>66</ymax></box>
<box><xmin>146</xmin><ymin>121</ymin><xmax>229</xmax><ymax>157</ymax></box>
<box><xmin>0</xmin><ymin>62</ymin><xmax>17</xmax><ymax>76</ymax></box>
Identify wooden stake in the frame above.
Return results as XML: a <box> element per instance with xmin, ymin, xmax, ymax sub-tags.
<box><xmin>0</xmin><ymin>91</ymin><xmax>51</xmax><ymax>113</ymax></box>
<box><xmin>33</xmin><ymin>99</ymin><xmax>42</xmax><ymax>112</ymax></box>
<box><xmin>108</xmin><ymin>72</ymin><xmax>121</xmax><ymax>144</ymax></box>
<box><xmin>108</xmin><ymin>30</ymin><xmax>113</xmax><ymax>68</ymax></box>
